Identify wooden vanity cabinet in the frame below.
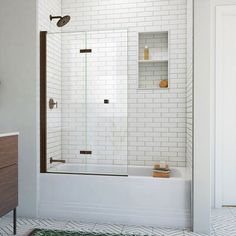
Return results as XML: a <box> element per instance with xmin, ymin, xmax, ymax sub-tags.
<box><xmin>0</xmin><ymin>134</ymin><xmax>18</xmax><ymax>235</ymax></box>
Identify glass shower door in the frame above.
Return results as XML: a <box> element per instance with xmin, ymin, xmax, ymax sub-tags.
<box><xmin>86</xmin><ymin>30</ymin><xmax>128</xmax><ymax>175</ymax></box>
<box><xmin>46</xmin><ymin>32</ymin><xmax>63</xmax><ymax>168</ymax></box>
<box><xmin>46</xmin><ymin>30</ymin><xmax>127</xmax><ymax>176</ymax></box>
<box><xmin>46</xmin><ymin>31</ymin><xmax>87</xmax><ymax>172</ymax></box>
<box><xmin>60</xmin><ymin>32</ymin><xmax>87</xmax><ymax>169</ymax></box>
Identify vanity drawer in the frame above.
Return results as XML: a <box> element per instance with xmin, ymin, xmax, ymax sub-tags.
<box><xmin>0</xmin><ymin>164</ymin><xmax>18</xmax><ymax>216</ymax></box>
<box><xmin>0</xmin><ymin>135</ymin><xmax>18</xmax><ymax>169</ymax></box>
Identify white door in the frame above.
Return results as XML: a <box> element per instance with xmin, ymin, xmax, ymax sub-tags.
<box><xmin>216</xmin><ymin>5</ymin><xmax>236</xmax><ymax>206</ymax></box>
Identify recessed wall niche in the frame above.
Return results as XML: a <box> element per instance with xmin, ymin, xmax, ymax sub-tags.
<box><xmin>138</xmin><ymin>31</ymin><xmax>169</xmax><ymax>89</ymax></box>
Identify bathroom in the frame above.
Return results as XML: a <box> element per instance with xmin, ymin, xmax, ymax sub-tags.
<box><xmin>40</xmin><ymin>0</ymin><xmax>192</xmax><ymax>176</ymax></box>
<box><xmin>38</xmin><ymin>0</ymin><xmax>193</xmax><ymax>228</ymax></box>
<box><xmin>1</xmin><ymin>0</ymin><xmax>232</xmax><ymax>235</ymax></box>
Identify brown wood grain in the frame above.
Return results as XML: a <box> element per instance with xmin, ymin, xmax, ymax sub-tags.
<box><xmin>0</xmin><ymin>164</ymin><xmax>18</xmax><ymax>216</ymax></box>
<box><xmin>0</xmin><ymin>135</ymin><xmax>18</xmax><ymax>217</ymax></box>
<box><xmin>0</xmin><ymin>135</ymin><xmax>18</xmax><ymax>169</ymax></box>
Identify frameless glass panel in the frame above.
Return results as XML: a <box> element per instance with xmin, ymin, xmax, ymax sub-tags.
<box><xmin>46</xmin><ymin>30</ymin><xmax>127</xmax><ymax>176</ymax></box>
<box><xmin>86</xmin><ymin>30</ymin><xmax>128</xmax><ymax>175</ymax></box>
<box><xmin>46</xmin><ymin>32</ymin><xmax>63</xmax><ymax>169</ymax></box>
<box><xmin>46</xmin><ymin>32</ymin><xmax>86</xmax><ymax>172</ymax></box>
<box><xmin>61</xmin><ymin>32</ymin><xmax>87</xmax><ymax>166</ymax></box>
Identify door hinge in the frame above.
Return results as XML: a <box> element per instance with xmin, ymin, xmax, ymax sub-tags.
<box><xmin>80</xmin><ymin>150</ymin><xmax>92</xmax><ymax>155</ymax></box>
<box><xmin>80</xmin><ymin>49</ymin><xmax>92</xmax><ymax>53</ymax></box>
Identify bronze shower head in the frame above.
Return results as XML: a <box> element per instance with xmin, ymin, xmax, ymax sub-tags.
<box><xmin>50</xmin><ymin>15</ymin><xmax>71</xmax><ymax>27</ymax></box>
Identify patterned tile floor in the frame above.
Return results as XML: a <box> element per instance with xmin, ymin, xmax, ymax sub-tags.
<box><xmin>211</xmin><ymin>207</ymin><xmax>236</xmax><ymax>236</ymax></box>
<box><xmin>0</xmin><ymin>208</ymin><xmax>235</xmax><ymax>236</ymax></box>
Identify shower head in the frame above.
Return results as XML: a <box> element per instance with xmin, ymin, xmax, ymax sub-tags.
<box><xmin>50</xmin><ymin>15</ymin><xmax>71</xmax><ymax>27</ymax></box>
<box><xmin>57</xmin><ymin>15</ymin><xmax>71</xmax><ymax>27</ymax></box>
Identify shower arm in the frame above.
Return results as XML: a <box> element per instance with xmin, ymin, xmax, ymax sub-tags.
<box><xmin>50</xmin><ymin>15</ymin><xmax>62</xmax><ymax>21</ymax></box>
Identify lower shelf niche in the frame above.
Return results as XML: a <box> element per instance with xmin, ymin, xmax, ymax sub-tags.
<box><xmin>138</xmin><ymin>61</ymin><xmax>168</xmax><ymax>89</ymax></box>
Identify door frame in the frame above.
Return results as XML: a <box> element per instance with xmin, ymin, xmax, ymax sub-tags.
<box><xmin>40</xmin><ymin>31</ymin><xmax>47</xmax><ymax>173</ymax></box>
<box><xmin>215</xmin><ymin>5</ymin><xmax>236</xmax><ymax>208</ymax></box>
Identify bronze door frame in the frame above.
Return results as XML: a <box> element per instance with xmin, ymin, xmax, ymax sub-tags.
<box><xmin>40</xmin><ymin>31</ymin><xmax>47</xmax><ymax>173</ymax></box>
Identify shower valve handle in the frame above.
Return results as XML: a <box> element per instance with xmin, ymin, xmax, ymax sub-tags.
<box><xmin>49</xmin><ymin>98</ymin><xmax>58</xmax><ymax>109</ymax></box>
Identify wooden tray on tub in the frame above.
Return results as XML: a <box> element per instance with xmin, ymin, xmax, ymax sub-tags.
<box><xmin>152</xmin><ymin>170</ymin><xmax>170</xmax><ymax>178</ymax></box>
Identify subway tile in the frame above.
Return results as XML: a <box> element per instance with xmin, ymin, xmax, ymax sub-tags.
<box><xmin>39</xmin><ymin>0</ymin><xmax>192</xmax><ymax>168</ymax></box>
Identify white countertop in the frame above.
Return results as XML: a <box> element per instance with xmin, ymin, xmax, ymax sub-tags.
<box><xmin>0</xmin><ymin>132</ymin><xmax>19</xmax><ymax>138</ymax></box>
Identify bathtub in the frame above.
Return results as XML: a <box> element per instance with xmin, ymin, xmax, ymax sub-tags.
<box><xmin>39</xmin><ymin>164</ymin><xmax>191</xmax><ymax>229</ymax></box>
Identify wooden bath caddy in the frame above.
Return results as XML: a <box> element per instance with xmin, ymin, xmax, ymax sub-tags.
<box><xmin>152</xmin><ymin>170</ymin><xmax>170</xmax><ymax>178</ymax></box>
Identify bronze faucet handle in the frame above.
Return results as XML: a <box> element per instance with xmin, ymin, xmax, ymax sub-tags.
<box><xmin>49</xmin><ymin>98</ymin><xmax>58</xmax><ymax>109</ymax></box>
<box><xmin>50</xmin><ymin>157</ymin><xmax>65</xmax><ymax>164</ymax></box>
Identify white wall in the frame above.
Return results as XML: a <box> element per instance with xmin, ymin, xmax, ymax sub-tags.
<box><xmin>0</xmin><ymin>0</ymin><xmax>38</xmax><ymax>216</ymax></box>
<box><xmin>193</xmin><ymin>0</ymin><xmax>211</xmax><ymax>234</ymax></box>
<box><xmin>61</xmin><ymin>0</ymin><xmax>188</xmax><ymax>167</ymax></box>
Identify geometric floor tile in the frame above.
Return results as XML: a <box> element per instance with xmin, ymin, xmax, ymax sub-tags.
<box><xmin>6</xmin><ymin>210</ymin><xmax>236</xmax><ymax>236</ymax></box>
<box><xmin>122</xmin><ymin>225</ymin><xmax>153</xmax><ymax>235</ymax></box>
<box><xmin>2</xmin><ymin>208</ymin><xmax>236</xmax><ymax>235</ymax></box>
<box><xmin>153</xmin><ymin>227</ymin><xmax>185</xmax><ymax>236</ymax></box>
<box><xmin>65</xmin><ymin>221</ymin><xmax>95</xmax><ymax>233</ymax></box>
<box><xmin>0</xmin><ymin>216</ymin><xmax>206</xmax><ymax>236</ymax></box>
<box><xmin>93</xmin><ymin>224</ymin><xmax>123</xmax><ymax>234</ymax></box>
<box><xmin>211</xmin><ymin>207</ymin><xmax>236</xmax><ymax>236</ymax></box>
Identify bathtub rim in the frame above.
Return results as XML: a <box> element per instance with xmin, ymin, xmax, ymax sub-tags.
<box><xmin>46</xmin><ymin>164</ymin><xmax>191</xmax><ymax>180</ymax></box>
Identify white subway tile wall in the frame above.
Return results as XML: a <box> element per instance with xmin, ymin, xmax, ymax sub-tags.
<box><xmin>60</xmin><ymin>0</ymin><xmax>188</xmax><ymax>167</ymax></box>
<box><xmin>38</xmin><ymin>0</ymin><xmax>62</xmax><ymax>168</ymax></box>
